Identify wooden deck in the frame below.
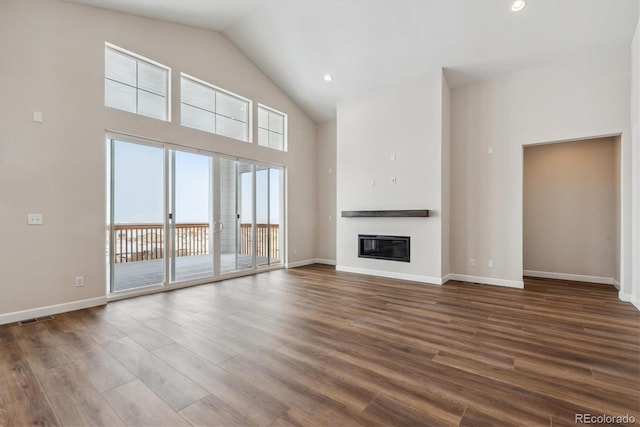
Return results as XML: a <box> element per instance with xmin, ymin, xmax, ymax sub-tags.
<box><xmin>1</xmin><ymin>265</ymin><xmax>638</xmax><ymax>426</ymax></box>
<box><xmin>112</xmin><ymin>254</ymin><xmax>272</xmax><ymax>292</ymax></box>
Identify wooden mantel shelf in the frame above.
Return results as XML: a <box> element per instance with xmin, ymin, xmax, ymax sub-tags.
<box><xmin>341</xmin><ymin>209</ymin><xmax>430</xmax><ymax>218</ymax></box>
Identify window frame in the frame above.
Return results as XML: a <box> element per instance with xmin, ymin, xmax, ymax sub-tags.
<box><xmin>104</xmin><ymin>42</ymin><xmax>172</xmax><ymax>122</ymax></box>
<box><xmin>257</xmin><ymin>104</ymin><xmax>288</xmax><ymax>152</ymax></box>
<box><xmin>180</xmin><ymin>72</ymin><xmax>253</xmax><ymax>143</ymax></box>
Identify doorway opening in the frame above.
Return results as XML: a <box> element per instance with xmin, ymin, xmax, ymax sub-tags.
<box><xmin>523</xmin><ymin>136</ymin><xmax>621</xmax><ymax>288</ymax></box>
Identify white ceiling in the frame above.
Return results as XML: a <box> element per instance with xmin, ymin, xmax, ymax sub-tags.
<box><xmin>68</xmin><ymin>0</ymin><xmax>639</xmax><ymax>122</ymax></box>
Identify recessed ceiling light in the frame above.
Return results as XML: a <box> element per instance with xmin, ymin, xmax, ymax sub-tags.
<box><xmin>511</xmin><ymin>0</ymin><xmax>526</xmax><ymax>12</ymax></box>
<box><xmin>324</xmin><ymin>74</ymin><xmax>333</xmax><ymax>82</ymax></box>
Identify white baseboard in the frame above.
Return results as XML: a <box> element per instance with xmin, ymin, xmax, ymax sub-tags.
<box><xmin>335</xmin><ymin>265</ymin><xmax>443</xmax><ymax>285</ymax></box>
<box><xmin>523</xmin><ymin>270</ymin><xmax>617</xmax><ymax>286</ymax></box>
<box><xmin>287</xmin><ymin>259</ymin><xmax>337</xmax><ymax>268</ymax></box>
<box><xmin>0</xmin><ymin>296</ymin><xmax>107</xmax><ymax>326</ymax></box>
<box><xmin>612</xmin><ymin>279</ymin><xmax>620</xmax><ymax>290</ymax></box>
<box><xmin>619</xmin><ymin>291</ymin><xmax>640</xmax><ymax>310</ymax></box>
<box><xmin>314</xmin><ymin>258</ymin><xmax>337</xmax><ymax>266</ymax></box>
<box><xmin>618</xmin><ymin>291</ymin><xmax>640</xmax><ymax>310</ymax></box>
<box><xmin>448</xmin><ymin>274</ymin><xmax>524</xmax><ymax>289</ymax></box>
<box><xmin>619</xmin><ymin>291</ymin><xmax>632</xmax><ymax>302</ymax></box>
<box><xmin>286</xmin><ymin>259</ymin><xmax>317</xmax><ymax>268</ymax></box>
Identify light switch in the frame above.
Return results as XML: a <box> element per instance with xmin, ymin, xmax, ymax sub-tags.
<box><xmin>27</xmin><ymin>213</ymin><xmax>43</xmax><ymax>225</ymax></box>
<box><xmin>32</xmin><ymin>111</ymin><xmax>43</xmax><ymax>123</ymax></box>
<box><xmin>487</xmin><ymin>146</ymin><xmax>494</xmax><ymax>154</ymax></box>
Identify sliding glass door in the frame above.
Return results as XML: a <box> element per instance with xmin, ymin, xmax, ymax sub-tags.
<box><xmin>256</xmin><ymin>165</ymin><xmax>283</xmax><ymax>268</ymax></box>
<box><xmin>107</xmin><ymin>136</ymin><xmax>285</xmax><ymax>294</ymax></box>
<box><xmin>108</xmin><ymin>140</ymin><xmax>165</xmax><ymax>292</ymax></box>
<box><xmin>219</xmin><ymin>158</ymin><xmax>254</xmax><ymax>274</ymax></box>
<box><xmin>170</xmin><ymin>150</ymin><xmax>214</xmax><ymax>283</ymax></box>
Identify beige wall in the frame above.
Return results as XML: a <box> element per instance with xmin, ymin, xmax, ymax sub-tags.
<box><xmin>0</xmin><ymin>0</ymin><xmax>317</xmax><ymax>319</ymax></box>
<box><xmin>614</xmin><ymin>135</ymin><xmax>622</xmax><ymax>285</ymax></box>
<box><xmin>523</xmin><ymin>138</ymin><xmax>616</xmax><ymax>281</ymax></box>
<box><xmin>336</xmin><ymin>69</ymin><xmax>447</xmax><ymax>283</ymax></box>
<box><xmin>630</xmin><ymin>18</ymin><xmax>640</xmax><ymax>308</ymax></box>
<box><xmin>441</xmin><ymin>75</ymin><xmax>451</xmax><ymax>277</ymax></box>
<box><xmin>451</xmin><ymin>47</ymin><xmax>631</xmax><ymax>289</ymax></box>
<box><xmin>315</xmin><ymin>120</ymin><xmax>337</xmax><ymax>262</ymax></box>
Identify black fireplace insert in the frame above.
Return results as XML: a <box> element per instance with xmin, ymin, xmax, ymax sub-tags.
<box><xmin>358</xmin><ymin>234</ymin><xmax>410</xmax><ymax>262</ymax></box>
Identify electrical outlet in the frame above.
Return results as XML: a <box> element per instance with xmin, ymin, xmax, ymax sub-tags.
<box><xmin>27</xmin><ymin>213</ymin><xmax>43</xmax><ymax>225</ymax></box>
<box><xmin>488</xmin><ymin>260</ymin><xmax>494</xmax><ymax>268</ymax></box>
<box><xmin>75</xmin><ymin>276</ymin><xmax>84</xmax><ymax>287</ymax></box>
<box><xmin>469</xmin><ymin>258</ymin><xmax>475</xmax><ymax>266</ymax></box>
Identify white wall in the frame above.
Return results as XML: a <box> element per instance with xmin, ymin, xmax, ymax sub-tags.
<box><xmin>523</xmin><ymin>138</ymin><xmax>617</xmax><ymax>283</ymax></box>
<box><xmin>451</xmin><ymin>47</ymin><xmax>631</xmax><ymax>289</ymax></box>
<box><xmin>336</xmin><ymin>70</ymin><xmax>447</xmax><ymax>283</ymax></box>
<box><xmin>629</xmin><ymin>18</ymin><xmax>640</xmax><ymax>309</ymax></box>
<box><xmin>614</xmin><ymin>135</ymin><xmax>622</xmax><ymax>286</ymax></box>
<box><xmin>441</xmin><ymin>75</ymin><xmax>451</xmax><ymax>278</ymax></box>
<box><xmin>0</xmin><ymin>0</ymin><xmax>317</xmax><ymax>321</ymax></box>
<box><xmin>315</xmin><ymin>120</ymin><xmax>337</xmax><ymax>263</ymax></box>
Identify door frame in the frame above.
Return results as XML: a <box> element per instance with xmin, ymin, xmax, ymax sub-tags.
<box><xmin>106</xmin><ymin>132</ymin><xmax>287</xmax><ymax>300</ymax></box>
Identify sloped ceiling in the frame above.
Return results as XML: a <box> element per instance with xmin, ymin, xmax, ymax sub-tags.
<box><xmin>67</xmin><ymin>0</ymin><xmax>639</xmax><ymax>122</ymax></box>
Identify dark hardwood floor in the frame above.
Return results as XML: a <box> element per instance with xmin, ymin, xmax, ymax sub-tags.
<box><xmin>1</xmin><ymin>264</ymin><xmax>638</xmax><ymax>426</ymax></box>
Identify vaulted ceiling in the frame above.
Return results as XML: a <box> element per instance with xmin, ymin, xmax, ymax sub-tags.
<box><xmin>68</xmin><ymin>0</ymin><xmax>639</xmax><ymax>122</ymax></box>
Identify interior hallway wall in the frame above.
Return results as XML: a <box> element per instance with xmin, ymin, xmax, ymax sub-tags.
<box><xmin>450</xmin><ymin>47</ymin><xmax>631</xmax><ymax>289</ymax></box>
<box><xmin>523</xmin><ymin>138</ymin><xmax>617</xmax><ymax>284</ymax></box>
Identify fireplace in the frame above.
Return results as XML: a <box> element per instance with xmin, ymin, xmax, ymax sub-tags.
<box><xmin>358</xmin><ymin>235</ymin><xmax>410</xmax><ymax>262</ymax></box>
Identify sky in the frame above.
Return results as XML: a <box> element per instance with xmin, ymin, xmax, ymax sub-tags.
<box><xmin>110</xmin><ymin>140</ymin><xmax>281</xmax><ymax>224</ymax></box>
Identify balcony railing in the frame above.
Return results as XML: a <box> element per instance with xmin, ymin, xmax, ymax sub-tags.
<box><xmin>240</xmin><ymin>223</ymin><xmax>280</xmax><ymax>262</ymax></box>
<box><xmin>108</xmin><ymin>223</ymin><xmax>280</xmax><ymax>263</ymax></box>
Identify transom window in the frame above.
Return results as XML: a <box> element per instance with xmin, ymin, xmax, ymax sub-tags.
<box><xmin>180</xmin><ymin>74</ymin><xmax>250</xmax><ymax>142</ymax></box>
<box><xmin>258</xmin><ymin>105</ymin><xmax>287</xmax><ymax>151</ymax></box>
<box><xmin>104</xmin><ymin>43</ymin><xmax>170</xmax><ymax>121</ymax></box>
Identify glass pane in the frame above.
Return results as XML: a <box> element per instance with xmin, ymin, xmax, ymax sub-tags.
<box><xmin>181</xmin><ymin>77</ymin><xmax>215</xmax><ymax>112</ymax></box>
<box><xmin>138</xmin><ymin>61</ymin><xmax>167</xmax><ymax>96</ymax></box>
<box><xmin>238</xmin><ymin>162</ymin><xmax>254</xmax><ymax>271</ymax></box>
<box><xmin>258</xmin><ymin>128</ymin><xmax>269</xmax><ymax>147</ymax></box>
<box><xmin>269</xmin><ymin>168</ymin><xmax>282</xmax><ymax>266</ymax></box>
<box><xmin>269</xmin><ymin>111</ymin><xmax>284</xmax><ymax>134</ymax></box>
<box><xmin>181</xmin><ymin>103</ymin><xmax>215</xmax><ymax>133</ymax></box>
<box><xmin>105</xmin><ymin>79</ymin><xmax>136</xmax><ymax>113</ymax></box>
<box><xmin>216</xmin><ymin>92</ymin><xmax>247</xmax><ymax>123</ymax></box>
<box><xmin>217</xmin><ymin>115</ymin><xmax>247</xmax><ymax>142</ymax></box>
<box><xmin>105</xmin><ymin>48</ymin><xmax>136</xmax><ymax>86</ymax></box>
<box><xmin>258</xmin><ymin>107</ymin><xmax>268</xmax><ymax>129</ymax></box>
<box><xmin>256</xmin><ymin>167</ymin><xmax>269</xmax><ymax>267</ymax></box>
<box><xmin>269</xmin><ymin>131</ymin><xmax>284</xmax><ymax>151</ymax></box>
<box><xmin>219</xmin><ymin>159</ymin><xmax>236</xmax><ymax>274</ymax></box>
<box><xmin>138</xmin><ymin>90</ymin><xmax>166</xmax><ymax>121</ymax></box>
<box><xmin>172</xmin><ymin>151</ymin><xmax>213</xmax><ymax>283</ymax></box>
<box><xmin>111</xmin><ymin>140</ymin><xmax>165</xmax><ymax>292</ymax></box>
<box><xmin>219</xmin><ymin>159</ymin><xmax>255</xmax><ymax>274</ymax></box>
